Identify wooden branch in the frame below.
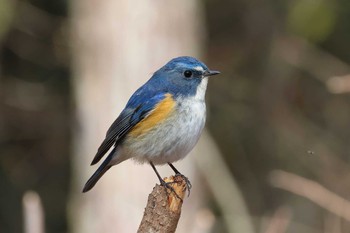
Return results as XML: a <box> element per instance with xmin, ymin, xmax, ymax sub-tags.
<box><xmin>137</xmin><ymin>175</ymin><xmax>187</xmax><ymax>233</ymax></box>
<box><xmin>270</xmin><ymin>170</ymin><xmax>350</xmax><ymax>222</ymax></box>
<box><xmin>22</xmin><ymin>191</ymin><xmax>45</xmax><ymax>233</ymax></box>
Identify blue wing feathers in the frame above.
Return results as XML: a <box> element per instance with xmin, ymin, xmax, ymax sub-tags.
<box><xmin>90</xmin><ymin>91</ymin><xmax>167</xmax><ymax>165</ymax></box>
<box><xmin>129</xmin><ymin>93</ymin><xmax>165</xmax><ymax>123</ymax></box>
<box><xmin>91</xmin><ymin>110</ymin><xmax>134</xmax><ymax>165</ymax></box>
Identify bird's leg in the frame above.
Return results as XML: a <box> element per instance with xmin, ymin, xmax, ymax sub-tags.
<box><xmin>167</xmin><ymin>162</ymin><xmax>192</xmax><ymax>196</ymax></box>
<box><xmin>150</xmin><ymin>162</ymin><xmax>182</xmax><ymax>201</ymax></box>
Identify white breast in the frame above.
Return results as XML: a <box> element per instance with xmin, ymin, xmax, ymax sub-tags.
<box><xmin>119</xmin><ymin>78</ymin><xmax>208</xmax><ymax>165</ymax></box>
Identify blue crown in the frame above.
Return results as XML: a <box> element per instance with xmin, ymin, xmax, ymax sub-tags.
<box><xmin>162</xmin><ymin>56</ymin><xmax>209</xmax><ymax>72</ymax></box>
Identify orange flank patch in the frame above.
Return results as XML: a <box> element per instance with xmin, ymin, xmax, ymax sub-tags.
<box><xmin>129</xmin><ymin>94</ymin><xmax>176</xmax><ymax>137</ymax></box>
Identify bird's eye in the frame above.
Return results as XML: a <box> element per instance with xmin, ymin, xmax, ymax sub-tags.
<box><xmin>184</xmin><ymin>70</ymin><xmax>193</xmax><ymax>78</ymax></box>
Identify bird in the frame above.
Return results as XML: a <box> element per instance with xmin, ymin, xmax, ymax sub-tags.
<box><xmin>82</xmin><ymin>56</ymin><xmax>220</xmax><ymax>193</ymax></box>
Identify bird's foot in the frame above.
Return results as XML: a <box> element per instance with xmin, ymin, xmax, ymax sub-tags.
<box><xmin>174</xmin><ymin>173</ymin><xmax>192</xmax><ymax>197</ymax></box>
<box><xmin>159</xmin><ymin>179</ymin><xmax>183</xmax><ymax>201</ymax></box>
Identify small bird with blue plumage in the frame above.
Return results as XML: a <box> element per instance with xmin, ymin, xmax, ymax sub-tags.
<box><xmin>82</xmin><ymin>56</ymin><xmax>220</xmax><ymax>194</ymax></box>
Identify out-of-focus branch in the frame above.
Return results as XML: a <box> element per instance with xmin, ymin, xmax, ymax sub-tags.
<box><xmin>273</xmin><ymin>34</ymin><xmax>350</xmax><ymax>94</ymax></box>
<box><xmin>326</xmin><ymin>74</ymin><xmax>350</xmax><ymax>94</ymax></box>
<box><xmin>274</xmin><ymin>35</ymin><xmax>350</xmax><ymax>83</ymax></box>
<box><xmin>194</xmin><ymin>132</ymin><xmax>256</xmax><ymax>233</ymax></box>
<box><xmin>22</xmin><ymin>191</ymin><xmax>45</xmax><ymax>233</ymax></box>
<box><xmin>270</xmin><ymin>170</ymin><xmax>350</xmax><ymax>222</ymax></box>
<box><xmin>137</xmin><ymin>176</ymin><xmax>187</xmax><ymax>233</ymax></box>
<box><xmin>263</xmin><ymin>206</ymin><xmax>292</xmax><ymax>233</ymax></box>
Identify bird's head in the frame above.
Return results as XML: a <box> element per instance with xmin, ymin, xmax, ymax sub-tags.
<box><xmin>153</xmin><ymin>56</ymin><xmax>220</xmax><ymax>98</ymax></box>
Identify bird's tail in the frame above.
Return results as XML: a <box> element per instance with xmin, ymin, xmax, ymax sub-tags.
<box><xmin>82</xmin><ymin>151</ymin><xmax>113</xmax><ymax>193</ymax></box>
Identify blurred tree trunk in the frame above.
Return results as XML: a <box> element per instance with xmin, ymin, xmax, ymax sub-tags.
<box><xmin>69</xmin><ymin>1</ymin><xmax>209</xmax><ymax>232</ymax></box>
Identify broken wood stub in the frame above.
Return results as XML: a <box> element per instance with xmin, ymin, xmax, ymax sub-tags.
<box><xmin>137</xmin><ymin>175</ymin><xmax>187</xmax><ymax>233</ymax></box>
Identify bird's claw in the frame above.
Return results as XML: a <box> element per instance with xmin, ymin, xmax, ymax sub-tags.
<box><xmin>174</xmin><ymin>173</ymin><xmax>192</xmax><ymax>197</ymax></box>
<box><xmin>159</xmin><ymin>179</ymin><xmax>183</xmax><ymax>201</ymax></box>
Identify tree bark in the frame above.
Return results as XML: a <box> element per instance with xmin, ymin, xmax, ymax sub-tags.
<box><xmin>138</xmin><ymin>176</ymin><xmax>187</xmax><ymax>233</ymax></box>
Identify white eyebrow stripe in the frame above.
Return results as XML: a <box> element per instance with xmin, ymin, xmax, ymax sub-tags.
<box><xmin>193</xmin><ymin>66</ymin><xmax>204</xmax><ymax>72</ymax></box>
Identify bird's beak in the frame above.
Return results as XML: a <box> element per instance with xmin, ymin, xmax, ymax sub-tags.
<box><xmin>203</xmin><ymin>70</ymin><xmax>220</xmax><ymax>77</ymax></box>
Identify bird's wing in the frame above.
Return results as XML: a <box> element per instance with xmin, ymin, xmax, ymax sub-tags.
<box><xmin>90</xmin><ymin>92</ymin><xmax>174</xmax><ymax>165</ymax></box>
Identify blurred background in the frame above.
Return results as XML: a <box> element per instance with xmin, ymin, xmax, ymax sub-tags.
<box><xmin>1</xmin><ymin>0</ymin><xmax>350</xmax><ymax>232</ymax></box>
